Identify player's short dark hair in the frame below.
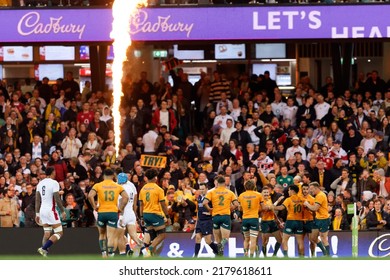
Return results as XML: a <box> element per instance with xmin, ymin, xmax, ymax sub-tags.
<box><xmin>289</xmin><ymin>184</ymin><xmax>299</xmax><ymax>194</ymax></box>
<box><xmin>45</xmin><ymin>167</ymin><xmax>55</xmax><ymax>176</ymax></box>
<box><xmin>216</xmin><ymin>175</ymin><xmax>225</xmax><ymax>185</ymax></box>
<box><xmin>103</xmin><ymin>168</ymin><xmax>115</xmax><ymax>177</ymax></box>
<box><xmin>145</xmin><ymin>168</ymin><xmax>158</xmax><ymax>180</ymax></box>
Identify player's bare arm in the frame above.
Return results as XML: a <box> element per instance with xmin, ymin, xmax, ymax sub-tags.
<box><xmin>304</xmin><ymin>201</ymin><xmax>320</xmax><ymax>212</ymax></box>
<box><xmin>88</xmin><ymin>189</ymin><xmax>98</xmax><ymax>211</ymax></box>
<box><xmin>273</xmin><ymin>204</ymin><xmax>286</xmax><ymax>211</ymax></box>
<box><xmin>119</xmin><ymin>190</ymin><xmax>129</xmax><ymax>213</ymax></box>
<box><xmin>35</xmin><ymin>191</ymin><xmax>42</xmax><ymax>224</ymax></box>
<box><xmin>54</xmin><ymin>192</ymin><xmax>66</xmax><ymax>220</ymax></box>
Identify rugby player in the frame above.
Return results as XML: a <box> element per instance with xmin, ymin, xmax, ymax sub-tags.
<box><xmin>273</xmin><ymin>184</ymin><xmax>305</xmax><ymax>257</ymax></box>
<box><xmin>238</xmin><ymin>180</ymin><xmax>263</xmax><ymax>257</ymax></box>
<box><xmin>88</xmin><ymin>168</ymin><xmax>129</xmax><ymax>257</ymax></box>
<box><xmin>301</xmin><ymin>184</ymin><xmax>316</xmax><ymax>257</ymax></box>
<box><xmin>304</xmin><ymin>181</ymin><xmax>331</xmax><ymax>256</ymax></box>
<box><xmin>203</xmin><ymin>175</ymin><xmax>239</xmax><ymax>256</ymax></box>
<box><xmin>260</xmin><ymin>186</ymin><xmax>283</xmax><ymax>257</ymax></box>
<box><xmin>194</xmin><ymin>183</ymin><xmax>218</xmax><ymax>257</ymax></box>
<box><xmin>35</xmin><ymin>167</ymin><xmax>67</xmax><ymax>257</ymax></box>
<box><xmin>116</xmin><ymin>172</ymin><xmax>144</xmax><ymax>256</ymax></box>
<box><xmin>139</xmin><ymin>168</ymin><xmax>171</xmax><ymax>256</ymax></box>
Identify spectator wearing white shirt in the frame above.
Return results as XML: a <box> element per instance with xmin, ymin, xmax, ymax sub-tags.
<box><xmin>31</xmin><ymin>134</ymin><xmax>43</xmax><ymax>161</ymax></box>
<box><xmin>213</xmin><ymin>106</ymin><xmax>234</xmax><ymax>129</ymax></box>
<box><xmin>60</xmin><ymin>128</ymin><xmax>82</xmax><ymax>159</ymax></box>
<box><xmin>271</xmin><ymin>89</ymin><xmax>286</xmax><ymax>119</ymax></box>
<box><xmin>314</xmin><ymin>94</ymin><xmax>330</xmax><ymax>121</ymax></box>
<box><xmin>285</xmin><ymin>136</ymin><xmax>307</xmax><ymax>160</ymax></box>
<box><xmin>142</xmin><ymin>125</ymin><xmax>159</xmax><ymax>154</ymax></box>
<box><xmin>360</xmin><ymin>128</ymin><xmax>377</xmax><ymax>154</ymax></box>
<box><xmin>215</xmin><ymin>92</ymin><xmax>233</xmax><ymax>115</ymax></box>
<box><xmin>244</xmin><ymin>117</ymin><xmax>260</xmax><ymax>145</ymax></box>
<box><xmin>220</xmin><ymin>119</ymin><xmax>236</xmax><ymax>145</ymax></box>
<box><xmin>229</xmin><ymin>98</ymin><xmax>241</xmax><ymax>122</ymax></box>
<box><xmin>282</xmin><ymin>97</ymin><xmax>298</xmax><ymax>127</ymax></box>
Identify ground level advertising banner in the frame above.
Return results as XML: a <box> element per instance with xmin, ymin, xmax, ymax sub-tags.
<box><xmin>1</xmin><ymin>4</ymin><xmax>390</xmax><ymax>43</ymax></box>
<box><xmin>0</xmin><ymin>228</ymin><xmax>389</xmax><ymax>257</ymax></box>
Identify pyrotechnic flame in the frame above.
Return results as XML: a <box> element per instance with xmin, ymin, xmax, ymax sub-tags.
<box><xmin>110</xmin><ymin>0</ymin><xmax>147</xmax><ymax>154</ymax></box>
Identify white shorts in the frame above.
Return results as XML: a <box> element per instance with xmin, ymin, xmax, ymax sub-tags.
<box><xmin>40</xmin><ymin>208</ymin><xmax>61</xmax><ymax>225</ymax></box>
<box><xmin>123</xmin><ymin>210</ymin><xmax>137</xmax><ymax>226</ymax></box>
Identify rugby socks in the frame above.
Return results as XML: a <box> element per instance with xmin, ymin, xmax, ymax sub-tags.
<box><xmin>194</xmin><ymin>243</ymin><xmax>201</xmax><ymax>256</ymax></box>
<box><xmin>208</xmin><ymin>242</ymin><xmax>218</xmax><ymax>255</ymax></box>
<box><xmin>42</xmin><ymin>240</ymin><xmax>53</xmax><ymax>251</ymax></box>
<box><xmin>243</xmin><ymin>248</ymin><xmax>248</xmax><ymax>257</ymax></box>
<box><xmin>325</xmin><ymin>245</ymin><xmax>330</xmax><ymax>256</ymax></box>
<box><xmin>273</xmin><ymin>242</ymin><xmax>281</xmax><ymax>256</ymax></box>
<box><xmin>108</xmin><ymin>247</ymin><xmax>114</xmax><ymax>257</ymax></box>
<box><xmin>125</xmin><ymin>244</ymin><xmax>131</xmax><ymax>253</ymax></box>
<box><xmin>221</xmin><ymin>238</ymin><xmax>228</xmax><ymax>247</ymax></box>
<box><xmin>262</xmin><ymin>245</ymin><xmax>267</xmax><ymax>256</ymax></box>
<box><xmin>99</xmin><ymin>240</ymin><xmax>107</xmax><ymax>253</ymax></box>
<box><xmin>317</xmin><ymin>241</ymin><xmax>326</xmax><ymax>255</ymax></box>
<box><xmin>282</xmin><ymin>250</ymin><xmax>288</xmax><ymax>257</ymax></box>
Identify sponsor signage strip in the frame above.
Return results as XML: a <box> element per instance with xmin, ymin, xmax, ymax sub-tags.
<box><xmin>2</xmin><ymin>5</ymin><xmax>390</xmax><ymax>43</ymax></box>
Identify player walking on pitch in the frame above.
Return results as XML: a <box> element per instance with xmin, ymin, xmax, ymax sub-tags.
<box><xmin>116</xmin><ymin>172</ymin><xmax>144</xmax><ymax>256</ymax></box>
<box><xmin>35</xmin><ymin>167</ymin><xmax>67</xmax><ymax>257</ymax></box>
<box><xmin>88</xmin><ymin>168</ymin><xmax>129</xmax><ymax>257</ymax></box>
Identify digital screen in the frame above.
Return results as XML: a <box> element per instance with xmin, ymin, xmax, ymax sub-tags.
<box><xmin>276</xmin><ymin>75</ymin><xmax>292</xmax><ymax>86</ymax></box>
<box><xmin>255</xmin><ymin>43</ymin><xmax>286</xmax><ymax>59</ymax></box>
<box><xmin>215</xmin><ymin>44</ymin><xmax>246</xmax><ymax>59</ymax></box>
<box><xmin>173</xmin><ymin>45</ymin><xmax>204</xmax><ymax>60</ymax></box>
<box><xmin>37</xmin><ymin>64</ymin><xmax>64</xmax><ymax>81</ymax></box>
<box><xmin>0</xmin><ymin>46</ymin><xmax>33</xmax><ymax>62</ymax></box>
<box><xmin>40</xmin><ymin>46</ymin><xmax>75</xmax><ymax>61</ymax></box>
<box><xmin>252</xmin><ymin>64</ymin><xmax>277</xmax><ymax>80</ymax></box>
<box><xmin>79</xmin><ymin>45</ymin><xmax>114</xmax><ymax>60</ymax></box>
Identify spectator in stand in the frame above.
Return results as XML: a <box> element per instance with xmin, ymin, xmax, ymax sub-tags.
<box><xmin>365</xmin><ymin>70</ymin><xmax>387</xmax><ymax>96</ymax></box>
<box><xmin>88</xmin><ymin>111</ymin><xmax>109</xmax><ymax>144</ymax></box>
<box><xmin>0</xmin><ymin>186</ymin><xmax>19</xmax><ymax>227</ymax></box>
<box><xmin>285</xmin><ymin>136</ymin><xmax>307</xmax><ymax>161</ymax></box>
<box><xmin>47</xmin><ymin>151</ymin><xmax>68</xmax><ymax>183</ymax></box>
<box><xmin>209</xmin><ymin>71</ymin><xmax>231</xmax><ymax>106</ymax></box>
<box><xmin>330</xmin><ymin>208</ymin><xmax>350</xmax><ymax>231</ymax></box>
<box><xmin>67</xmin><ymin>157</ymin><xmax>88</xmax><ymax>184</ymax></box>
<box><xmin>366</xmin><ymin>199</ymin><xmax>388</xmax><ymax>230</ymax></box>
<box><xmin>152</xmin><ymin>100</ymin><xmax>177</xmax><ymax>134</ymax></box>
<box><xmin>61</xmin><ymin>71</ymin><xmax>80</xmax><ymax>100</ymax></box>
<box><xmin>360</xmin><ymin>128</ymin><xmax>377</xmax><ymax>154</ymax></box>
<box><xmin>76</xmin><ymin>102</ymin><xmax>94</xmax><ymax>132</ymax></box>
<box><xmin>229</xmin><ymin>120</ymin><xmax>252</xmax><ymax>151</ymax></box>
<box><xmin>61</xmin><ymin>128</ymin><xmax>82</xmax><ymax>160</ymax></box>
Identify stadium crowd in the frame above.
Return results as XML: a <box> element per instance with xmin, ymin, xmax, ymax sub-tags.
<box><xmin>0</xmin><ymin>67</ymin><xmax>390</xmax><ymax>237</ymax></box>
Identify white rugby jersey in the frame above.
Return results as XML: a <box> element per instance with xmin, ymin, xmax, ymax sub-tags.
<box><xmin>119</xmin><ymin>181</ymin><xmax>137</xmax><ymax>213</ymax></box>
<box><xmin>36</xmin><ymin>178</ymin><xmax>60</xmax><ymax>210</ymax></box>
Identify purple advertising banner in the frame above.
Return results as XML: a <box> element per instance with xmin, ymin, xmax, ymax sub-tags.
<box><xmin>1</xmin><ymin>5</ymin><xmax>390</xmax><ymax>43</ymax></box>
<box><xmin>159</xmin><ymin>231</ymin><xmax>390</xmax><ymax>258</ymax></box>
<box><xmin>0</xmin><ymin>9</ymin><xmax>112</xmax><ymax>43</ymax></box>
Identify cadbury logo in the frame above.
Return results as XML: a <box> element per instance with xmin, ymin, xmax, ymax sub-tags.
<box><xmin>17</xmin><ymin>12</ymin><xmax>86</xmax><ymax>40</ymax></box>
<box><xmin>130</xmin><ymin>10</ymin><xmax>194</xmax><ymax>38</ymax></box>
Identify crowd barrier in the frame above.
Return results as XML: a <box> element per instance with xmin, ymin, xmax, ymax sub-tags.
<box><xmin>0</xmin><ymin>228</ymin><xmax>389</xmax><ymax>257</ymax></box>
